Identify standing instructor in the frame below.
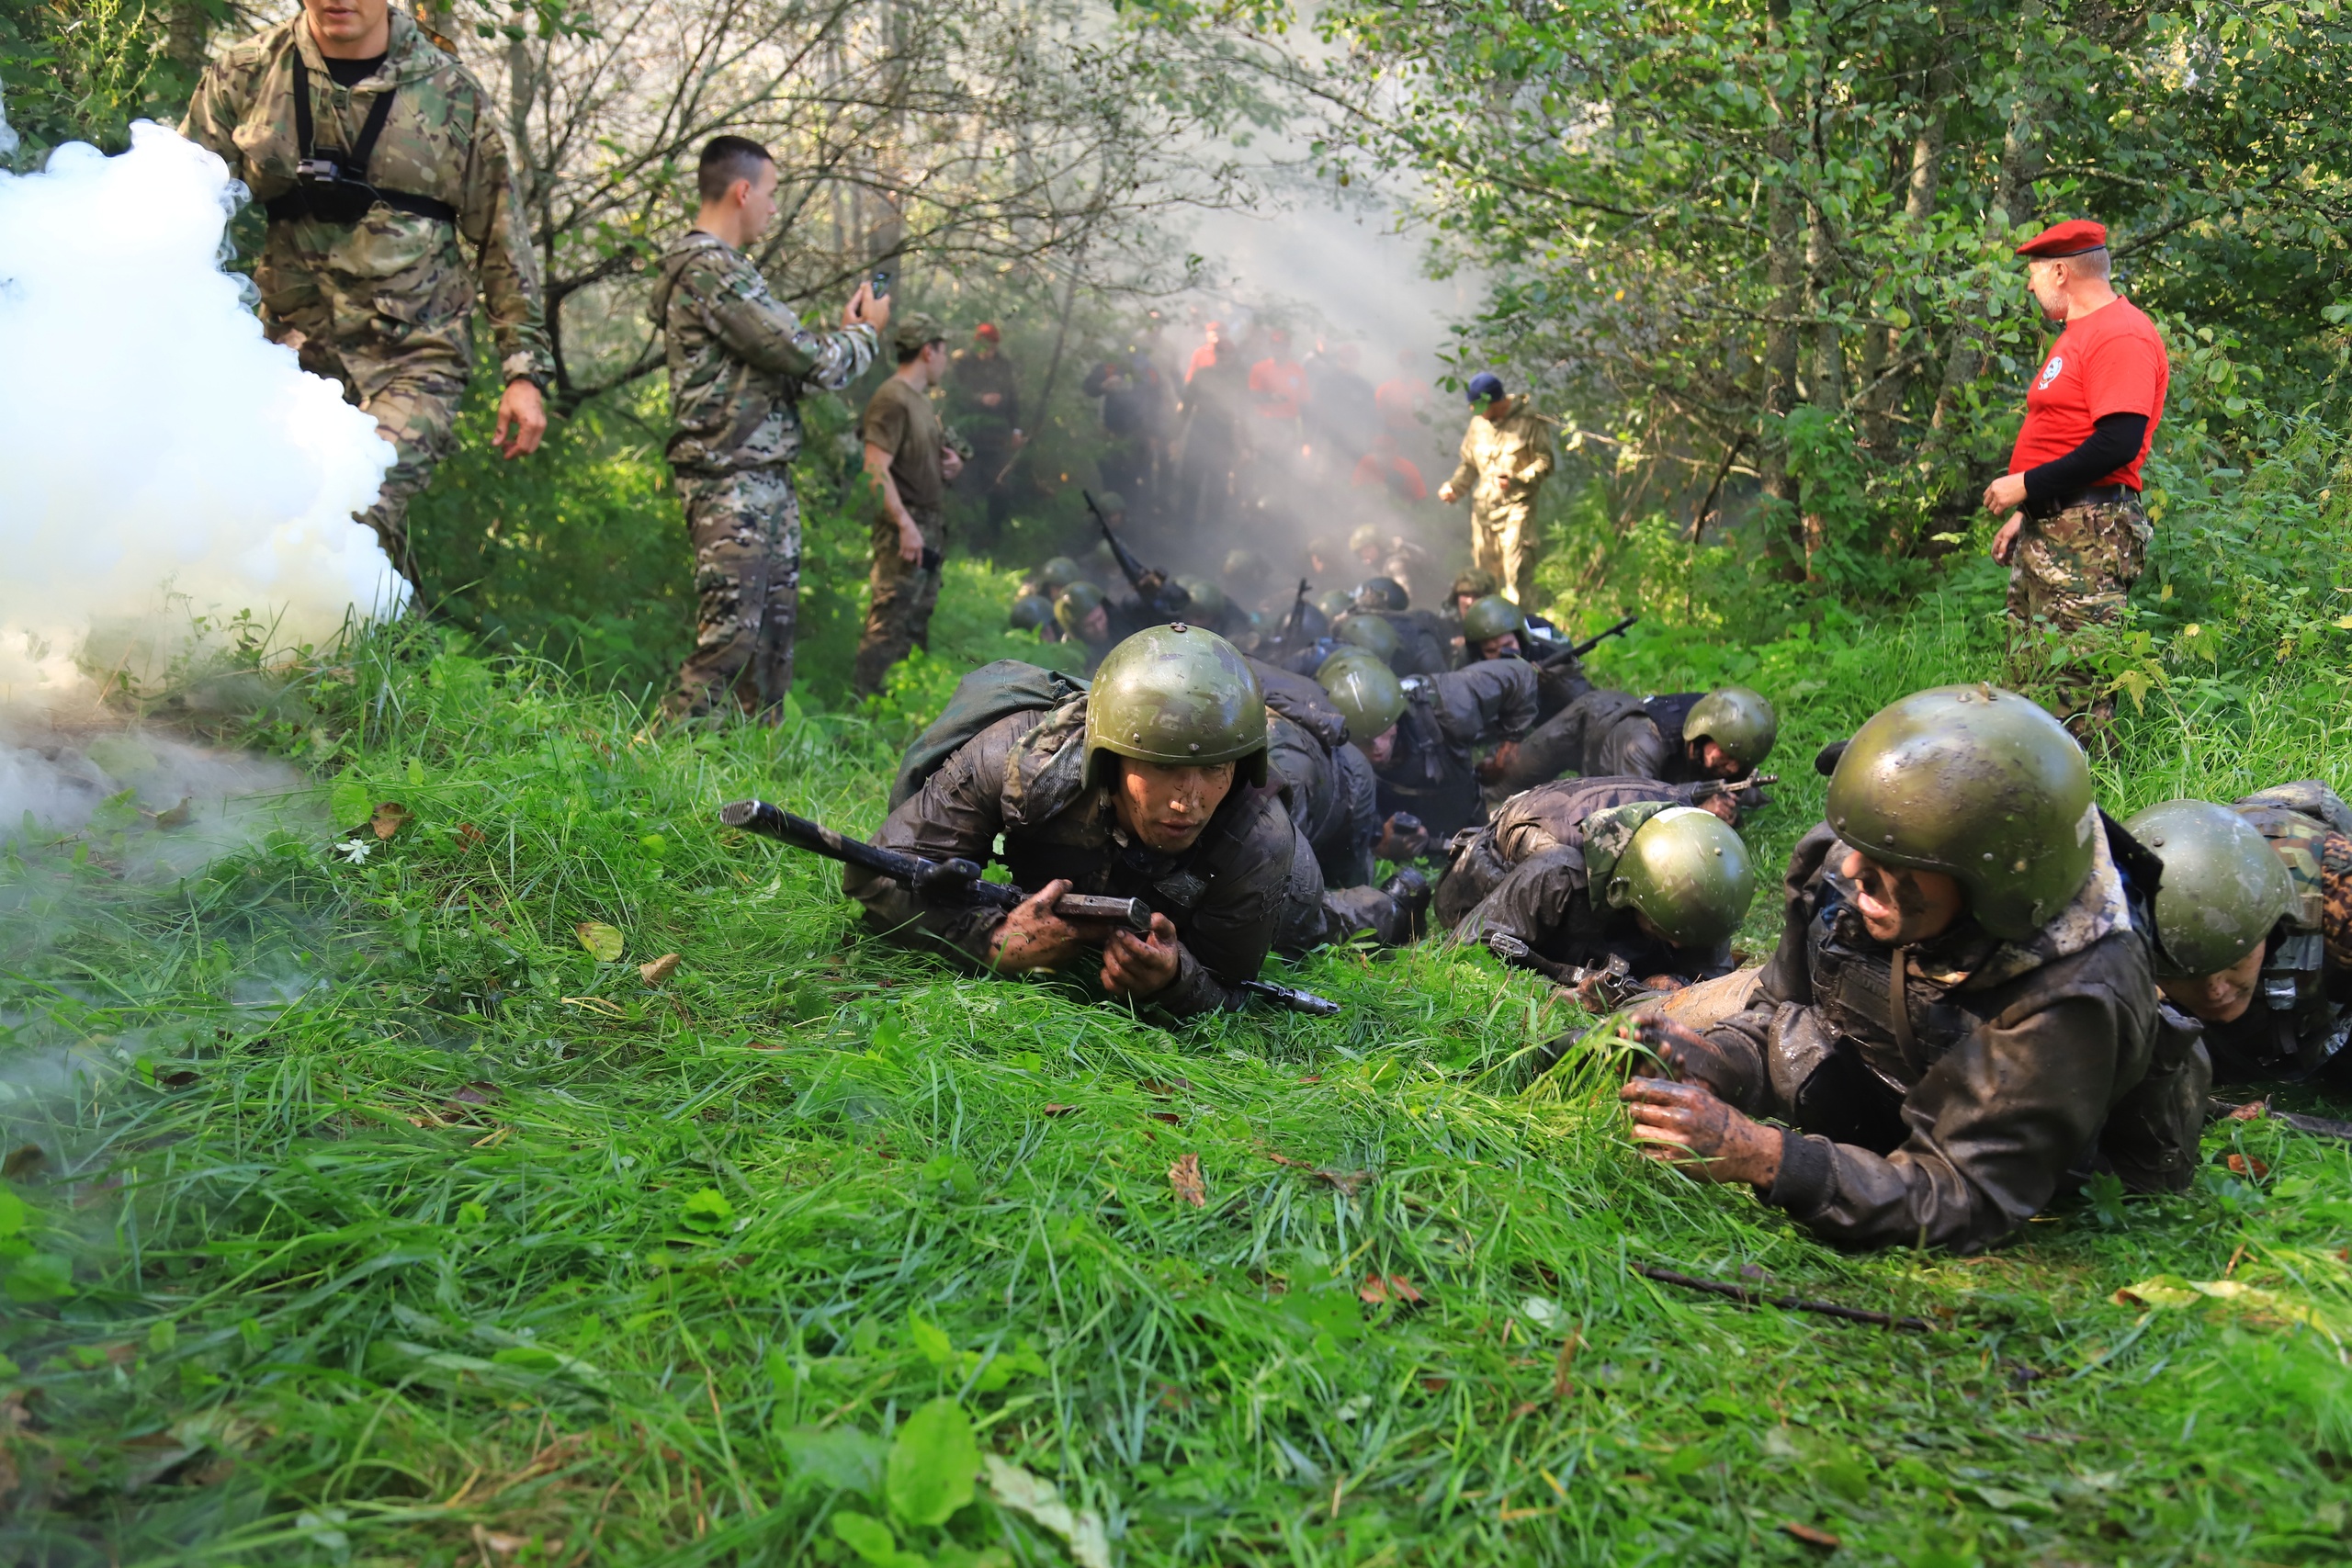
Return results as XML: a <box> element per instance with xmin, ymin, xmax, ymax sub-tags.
<box><xmin>1983</xmin><ymin>220</ymin><xmax>2169</xmax><ymax>734</ymax></box>
<box><xmin>1438</xmin><ymin>373</ymin><xmax>1555</xmax><ymax>606</ymax></box>
<box><xmin>184</xmin><ymin>0</ymin><xmax>552</xmax><ymax>595</ymax></box>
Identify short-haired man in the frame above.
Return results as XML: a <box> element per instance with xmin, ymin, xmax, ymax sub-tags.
<box><xmin>853</xmin><ymin>312</ymin><xmax>966</xmax><ymax>697</ymax></box>
<box><xmin>651</xmin><ymin>135</ymin><xmax>886</xmax><ymax>719</ymax></box>
<box><xmin>1983</xmin><ymin>220</ymin><xmax>2169</xmax><ymax>734</ymax></box>
<box><xmin>1436</xmin><ymin>373</ymin><xmax>1555</xmax><ymax>604</ymax></box>
<box><xmin>182</xmin><ymin>0</ymin><xmax>552</xmax><ymax>593</ymax></box>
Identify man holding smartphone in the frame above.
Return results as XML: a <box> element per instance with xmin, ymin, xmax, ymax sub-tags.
<box><xmin>651</xmin><ymin>135</ymin><xmax>887</xmax><ymax>720</ymax></box>
<box><xmin>853</xmin><ymin>312</ymin><xmax>967</xmax><ymax>696</ymax></box>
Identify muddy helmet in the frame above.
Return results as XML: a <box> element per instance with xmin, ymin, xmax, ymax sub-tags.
<box><xmin>1053</xmin><ymin>581</ymin><xmax>1108</xmax><ymax>637</ymax></box>
<box><xmin>1320</xmin><ymin>658</ymin><xmax>1408</xmax><ymax>741</ymax></box>
<box><xmin>1354</xmin><ymin>577</ymin><xmax>1409</xmax><ymax>612</ymax></box>
<box><xmin>1348</xmin><ymin>523</ymin><xmax>1385</xmax><ymax>555</ymax></box>
<box><xmin>1037</xmin><ymin>556</ymin><xmax>1082</xmax><ymax>594</ymax></box>
<box><xmin>1604</xmin><ymin>807</ymin><xmax>1757</xmax><ymax>949</ymax></box>
<box><xmin>1826</xmin><ymin>684</ymin><xmax>2096</xmax><ymax>941</ymax></box>
<box><xmin>1461</xmin><ymin>595</ymin><xmax>1526</xmax><ymax>647</ymax></box>
<box><xmin>1176</xmin><ymin>575</ymin><xmax>1230</xmax><ymax>621</ymax></box>
<box><xmin>1335</xmin><ymin>614</ymin><xmax>1401</xmax><ymax>666</ymax></box>
<box><xmin>1009</xmin><ymin>594</ymin><xmax>1055</xmax><ymax>632</ymax></box>
<box><xmin>1451</xmin><ymin>567</ymin><xmax>1499</xmax><ymax>604</ymax></box>
<box><xmin>1317</xmin><ymin>645</ymin><xmax>1384</xmax><ymax>684</ymax></box>
<box><xmin>2123</xmin><ymin>799</ymin><xmax>2294</xmax><ymax>976</ymax></box>
<box><xmin>1684</xmin><ymin>687</ymin><xmax>1778</xmax><ymax>772</ymax></box>
<box><xmin>1083</xmin><ymin>624</ymin><xmax>1268</xmax><ymax>788</ymax></box>
<box><xmin>1222</xmin><ymin>547</ymin><xmax>1267</xmax><ymax>581</ymax></box>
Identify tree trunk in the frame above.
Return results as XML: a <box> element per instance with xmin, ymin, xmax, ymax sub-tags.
<box><xmin>1758</xmin><ymin>0</ymin><xmax>1807</xmax><ymax>574</ymax></box>
<box><xmin>1860</xmin><ymin>47</ymin><xmax>1951</xmax><ymax>460</ymax></box>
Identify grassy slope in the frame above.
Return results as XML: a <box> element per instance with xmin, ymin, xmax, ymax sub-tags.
<box><xmin>3</xmin><ymin>561</ymin><xmax>2350</xmax><ymax>1568</ymax></box>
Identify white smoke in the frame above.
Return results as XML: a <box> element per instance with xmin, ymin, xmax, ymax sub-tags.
<box><xmin>0</xmin><ymin>113</ymin><xmax>402</xmax><ymax>700</ymax></box>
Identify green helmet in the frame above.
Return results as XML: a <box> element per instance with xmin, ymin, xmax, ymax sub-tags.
<box><xmin>1826</xmin><ymin>683</ymin><xmax>2095</xmax><ymax>941</ymax></box>
<box><xmin>1316</xmin><ymin>646</ymin><xmax>1384</xmax><ymax>684</ymax></box>
<box><xmin>1348</xmin><ymin>523</ymin><xmax>1385</xmax><ymax>554</ymax></box>
<box><xmin>2124</xmin><ymin>799</ymin><xmax>2293</xmax><ymax>976</ymax></box>
<box><xmin>1461</xmin><ymin>594</ymin><xmax>1525</xmax><ymax>645</ymax></box>
<box><xmin>1054</xmin><ymin>581</ymin><xmax>1108</xmax><ymax>636</ymax></box>
<box><xmin>1604</xmin><ymin>807</ymin><xmax>1757</xmax><ymax>949</ymax></box>
<box><xmin>1082</xmin><ymin>624</ymin><xmax>1267</xmax><ymax>787</ymax></box>
<box><xmin>1175</xmin><ymin>575</ymin><xmax>1230</xmax><ymax>620</ymax></box>
<box><xmin>1314</xmin><ymin>588</ymin><xmax>1355</xmax><ymax>619</ymax></box>
<box><xmin>1335</xmin><ymin>614</ymin><xmax>1400</xmax><ymax>666</ymax></box>
<box><xmin>1037</xmin><ymin>556</ymin><xmax>1082</xmax><ymax>593</ymax></box>
<box><xmin>1451</xmin><ymin>567</ymin><xmax>1499</xmax><ymax>604</ymax></box>
<box><xmin>1685</xmin><ymin>687</ymin><xmax>1778</xmax><ymax>771</ymax></box>
<box><xmin>1320</xmin><ymin>658</ymin><xmax>1408</xmax><ymax>740</ymax></box>
<box><xmin>1010</xmin><ymin>594</ymin><xmax>1055</xmax><ymax>632</ymax></box>
<box><xmin>1222</xmin><ymin>547</ymin><xmax>1266</xmax><ymax>581</ymax></box>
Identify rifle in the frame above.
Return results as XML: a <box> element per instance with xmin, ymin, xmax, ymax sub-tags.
<box><xmin>1532</xmin><ymin>613</ymin><xmax>1639</xmax><ymax>667</ymax></box>
<box><xmin>1083</xmin><ymin>490</ymin><xmax>1190</xmax><ymax>620</ymax></box>
<box><xmin>1688</xmin><ymin>773</ymin><xmax>1777</xmax><ymax>808</ymax></box>
<box><xmin>1276</xmin><ymin>578</ymin><xmax>1311</xmax><ymax>648</ymax></box>
<box><xmin>1483</xmin><ymin>932</ymin><xmax>1650</xmax><ymax>1010</ymax></box>
<box><xmin>718</xmin><ymin>799</ymin><xmax>1340</xmax><ymax>1017</ymax></box>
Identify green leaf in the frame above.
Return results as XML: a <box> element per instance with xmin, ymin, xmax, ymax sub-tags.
<box><xmin>831</xmin><ymin>1509</ymin><xmax>900</xmax><ymax>1566</ymax></box>
<box><xmin>778</xmin><ymin>1426</ymin><xmax>887</xmax><ymax>1496</ymax></box>
<box><xmin>680</xmin><ymin>1188</ymin><xmax>735</xmax><ymax>1234</ymax></box>
<box><xmin>908</xmin><ymin>1313</ymin><xmax>955</xmax><ymax>1369</ymax></box>
<box><xmin>0</xmin><ymin>1185</ymin><xmax>26</xmax><ymax>1240</ymax></box>
<box><xmin>887</xmin><ymin>1397</ymin><xmax>978</xmax><ymax>1529</ymax></box>
<box><xmin>148</xmin><ymin>1319</ymin><xmax>177</xmax><ymax>1355</ymax></box>
<box><xmin>329</xmin><ymin>775</ymin><xmax>371</xmax><ymax>829</ymax></box>
<box><xmin>4</xmin><ymin>1250</ymin><xmax>74</xmax><ymax>1303</ymax></box>
<box><xmin>575</xmin><ymin>921</ymin><xmax>626</xmax><ymax>962</ymax></box>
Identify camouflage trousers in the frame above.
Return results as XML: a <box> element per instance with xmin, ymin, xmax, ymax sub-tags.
<box><xmin>297</xmin><ymin>338</ymin><xmax>465</xmax><ymax>597</ymax></box>
<box><xmin>668</xmin><ymin>466</ymin><xmax>802</xmax><ymax>720</ymax></box>
<box><xmin>851</xmin><ymin>503</ymin><xmax>947</xmax><ymax>698</ymax></box>
<box><xmin>1471</xmin><ymin>497</ymin><xmax>1541</xmax><ymax>605</ymax></box>
<box><xmin>1272</xmin><ymin>833</ymin><xmax>1411</xmax><ymax>953</ymax></box>
<box><xmin>2005</xmin><ymin>492</ymin><xmax>2151</xmax><ymax>731</ymax></box>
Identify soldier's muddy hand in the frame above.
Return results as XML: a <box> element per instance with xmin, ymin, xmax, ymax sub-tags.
<box><xmin>989</xmin><ymin>878</ymin><xmax>1086</xmax><ymax>974</ymax></box>
<box><xmin>494</xmin><ymin>379</ymin><xmax>548</xmax><ymax>459</ymax></box>
<box><xmin>1102</xmin><ymin>911</ymin><xmax>1182</xmax><ymax>999</ymax></box>
<box><xmin>1627</xmin><ymin>1011</ymin><xmax>1745</xmax><ymax>1100</ymax></box>
<box><xmin>1619</xmin><ymin>1077</ymin><xmax>1782</xmax><ymax>1186</ymax></box>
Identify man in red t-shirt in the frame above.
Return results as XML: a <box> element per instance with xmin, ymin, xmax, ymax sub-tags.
<box><xmin>1981</xmin><ymin>219</ymin><xmax>2168</xmax><ymax>732</ymax></box>
<box><xmin>1184</xmin><ymin>321</ymin><xmax>1223</xmax><ymax>384</ymax></box>
<box><xmin>1249</xmin><ymin>329</ymin><xmax>1309</xmax><ymax>423</ymax></box>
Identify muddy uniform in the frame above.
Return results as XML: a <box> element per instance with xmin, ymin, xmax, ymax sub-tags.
<box><xmin>1695</xmin><ymin>820</ymin><xmax>2201</xmax><ymax>1250</ymax></box>
<box><xmin>1245</xmin><ymin>660</ymin><xmax>1409</xmax><ymax>951</ymax></box>
<box><xmin>1443</xmin><ymin>400</ymin><xmax>1555</xmax><ymax>604</ymax></box>
<box><xmin>2201</xmin><ymin>783</ymin><xmax>2352</xmax><ymax>1084</ymax></box>
<box><xmin>1502</xmin><ymin>688</ymin><xmax>1707</xmax><ymax>794</ymax></box>
<box><xmin>1374</xmin><ymin>661</ymin><xmax>1539</xmax><ymax>843</ymax></box>
<box><xmin>1439</xmin><ymin>779</ymin><xmax>1735</xmax><ymax>982</ymax></box>
<box><xmin>182</xmin><ymin>11</ymin><xmax>552</xmax><ymax>589</ymax></box>
<box><xmin>651</xmin><ymin>232</ymin><xmax>876</xmax><ymax>716</ymax></box>
<box><xmin>846</xmin><ymin>697</ymin><xmax>1293</xmax><ymax>1017</ymax></box>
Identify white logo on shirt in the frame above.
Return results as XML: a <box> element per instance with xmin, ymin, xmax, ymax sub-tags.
<box><xmin>2037</xmin><ymin>355</ymin><xmax>2064</xmax><ymax>389</ymax></box>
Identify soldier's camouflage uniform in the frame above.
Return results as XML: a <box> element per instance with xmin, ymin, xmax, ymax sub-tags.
<box><xmin>1374</xmin><ymin>661</ymin><xmax>1539</xmax><ymax>842</ymax></box>
<box><xmin>1252</xmin><ymin>666</ymin><xmax>1413</xmax><ymax>952</ymax></box>
<box><xmin>182</xmin><ymin>11</ymin><xmax>552</xmax><ymax>591</ymax></box>
<box><xmin>651</xmin><ymin>231</ymin><xmax>876</xmax><ymax>717</ymax></box>
<box><xmin>1438</xmin><ymin>777</ymin><xmax>1736</xmax><ymax>985</ymax></box>
<box><xmin>1442</xmin><ymin>399</ymin><xmax>1556</xmax><ymax>604</ymax></box>
<box><xmin>2203</xmin><ymin>782</ymin><xmax>2352</xmax><ymax>1084</ymax></box>
<box><xmin>846</xmin><ymin>695</ymin><xmax>1294</xmax><ymax>1018</ymax></box>
<box><xmin>1498</xmin><ymin>688</ymin><xmax>1711</xmax><ymax>795</ymax></box>
<box><xmin>2005</xmin><ymin>493</ymin><xmax>2152</xmax><ymax>730</ymax></box>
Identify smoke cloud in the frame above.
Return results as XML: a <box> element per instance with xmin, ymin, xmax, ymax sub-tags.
<box><xmin>0</xmin><ymin>111</ymin><xmax>403</xmax><ymax>700</ymax></box>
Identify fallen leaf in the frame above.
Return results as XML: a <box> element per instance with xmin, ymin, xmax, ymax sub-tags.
<box><xmin>457</xmin><ymin>822</ymin><xmax>489</xmax><ymax>850</ymax></box>
<box><xmin>639</xmin><ymin>953</ymin><xmax>681</xmax><ymax>986</ymax></box>
<box><xmin>1508</xmin><ymin>1402</ymin><xmax>1538</xmax><ymax>1420</ymax></box>
<box><xmin>2226</xmin><ymin>1153</ymin><xmax>2270</xmax><ymax>1179</ymax></box>
<box><xmin>575</xmin><ymin>921</ymin><xmax>625</xmax><ymax>962</ymax></box>
<box><xmin>446</xmin><ymin>1081</ymin><xmax>503</xmax><ymax>1107</ymax></box>
<box><xmin>1168</xmin><ymin>1153</ymin><xmax>1206</xmax><ymax>1209</ymax></box>
<box><xmin>1781</xmin><ymin>1521</ymin><xmax>1841</xmax><ymax>1550</ymax></box>
<box><xmin>1263</xmin><ymin>1149</ymin><xmax>1310</xmax><ymax>1168</ymax></box>
<box><xmin>1297</xmin><ymin>1074</ymin><xmax>1322</xmax><ymax>1084</ymax></box>
<box><xmin>1419</xmin><ymin>1376</ymin><xmax>1449</xmax><ymax>1393</ymax></box>
<box><xmin>472</xmin><ymin>1524</ymin><xmax>527</xmax><ymax>1557</ymax></box>
<box><xmin>1358</xmin><ymin>1273</ymin><xmax>1423</xmax><ymax>1306</ymax></box>
<box><xmin>2225</xmin><ymin>1098</ymin><xmax>2269</xmax><ymax>1122</ymax></box>
<box><xmin>1138</xmin><ymin>1077</ymin><xmax>1194</xmax><ymax>1097</ymax></box>
<box><xmin>369</xmin><ymin>802</ymin><xmax>413</xmax><ymax>840</ymax></box>
<box><xmin>1042</xmin><ymin>1103</ymin><xmax>1079</xmax><ymax>1117</ymax></box>
<box><xmin>1147</xmin><ymin>1111</ymin><xmax>1181</xmax><ymax>1126</ymax></box>
<box><xmin>1315</xmin><ymin>1168</ymin><xmax>1370</xmax><ymax>1196</ymax></box>
<box><xmin>5</xmin><ymin>1145</ymin><xmax>48</xmax><ymax>1179</ymax></box>
<box><xmin>984</xmin><ymin>1456</ymin><xmax>1111</xmax><ymax>1568</ymax></box>
<box><xmin>157</xmin><ymin>1068</ymin><xmax>198</xmax><ymax>1089</ymax></box>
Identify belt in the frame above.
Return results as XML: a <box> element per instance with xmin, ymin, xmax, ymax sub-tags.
<box><xmin>2026</xmin><ymin>482</ymin><xmax>2136</xmax><ymax>520</ymax></box>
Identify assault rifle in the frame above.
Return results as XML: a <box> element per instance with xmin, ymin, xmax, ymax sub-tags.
<box><xmin>1082</xmin><ymin>490</ymin><xmax>1191</xmax><ymax>622</ymax></box>
<box><xmin>1483</xmin><ymin>933</ymin><xmax>1650</xmax><ymax>1010</ymax></box>
<box><xmin>1689</xmin><ymin>772</ymin><xmax>1778</xmax><ymax>810</ymax></box>
<box><xmin>1531</xmin><ymin>613</ymin><xmax>1639</xmax><ymax>667</ymax></box>
<box><xmin>718</xmin><ymin>799</ymin><xmax>1340</xmax><ymax>1017</ymax></box>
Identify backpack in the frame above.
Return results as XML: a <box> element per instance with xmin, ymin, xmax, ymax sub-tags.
<box><xmin>888</xmin><ymin>660</ymin><xmax>1091</xmax><ymax>809</ymax></box>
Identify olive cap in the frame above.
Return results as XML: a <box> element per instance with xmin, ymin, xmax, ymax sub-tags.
<box><xmin>1604</xmin><ymin>807</ymin><xmax>1757</xmax><ymax>949</ymax></box>
<box><xmin>891</xmin><ymin>310</ymin><xmax>947</xmax><ymax>356</ymax></box>
<box><xmin>1826</xmin><ymin>683</ymin><xmax>2095</xmax><ymax>941</ymax></box>
<box><xmin>1083</xmin><ymin>623</ymin><xmax>1268</xmax><ymax>787</ymax></box>
<box><xmin>1009</xmin><ymin>594</ymin><xmax>1055</xmax><ymax>632</ymax></box>
<box><xmin>1335</xmin><ymin>613</ymin><xmax>1401</xmax><ymax>666</ymax></box>
<box><xmin>1036</xmin><ymin>555</ymin><xmax>1082</xmax><ymax>593</ymax></box>
<box><xmin>1461</xmin><ymin>594</ymin><xmax>1525</xmax><ymax>645</ymax></box>
<box><xmin>1451</xmin><ymin>567</ymin><xmax>1499</xmax><ymax>603</ymax></box>
<box><xmin>2123</xmin><ymin>798</ymin><xmax>2293</xmax><ymax>976</ymax></box>
<box><xmin>1320</xmin><ymin>658</ymin><xmax>1408</xmax><ymax>740</ymax></box>
<box><xmin>1053</xmin><ymin>581</ymin><xmax>1107</xmax><ymax>635</ymax></box>
<box><xmin>1685</xmin><ymin>686</ymin><xmax>1778</xmax><ymax>770</ymax></box>
<box><xmin>1348</xmin><ymin>523</ymin><xmax>1385</xmax><ymax>553</ymax></box>
<box><xmin>1176</xmin><ymin>575</ymin><xmax>1230</xmax><ymax>620</ymax></box>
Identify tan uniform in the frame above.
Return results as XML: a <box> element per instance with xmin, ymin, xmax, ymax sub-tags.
<box><xmin>1443</xmin><ymin>400</ymin><xmax>1555</xmax><ymax>604</ymax></box>
<box><xmin>182</xmin><ymin>12</ymin><xmax>552</xmax><ymax>590</ymax></box>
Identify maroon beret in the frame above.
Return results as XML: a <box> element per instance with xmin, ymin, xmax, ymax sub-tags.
<box><xmin>2015</xmin><ymin>220</ymin><xmax>2109</xmax><ymax>258</ymax></box>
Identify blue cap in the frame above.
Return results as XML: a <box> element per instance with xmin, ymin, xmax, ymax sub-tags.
<box><xmin>1466</xmin><ymin>372</ymin><xmax>1504</xmax><ymax>403</ymax></box>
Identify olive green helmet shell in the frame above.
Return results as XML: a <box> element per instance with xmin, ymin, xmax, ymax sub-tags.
<box><xmin>1826</xmin><ymin>683</ymin><xmax>2095</xmax><ymax>941</ymax></box>
<box><xmin>1461</xmin><ymin>595</ymin><xmax>1526</xmax><ymax>645</ymax></box>
<box><xmin>1222</xmin><ymin>548</ymin><xmax>1266</xmax><ymax>580</ymax></box>
<box><xmin>1451</xmin><ymin>568</ymin><xmax>1499</xmax><ymax>603</ymax></box>
<box><xmin>1037</xmin><ymin>556</ymin><xmax>1082</xmax><ymax>593</ymax></box>
<box><xmin>1605</xmin><ymin>807</ymin><xmax>1757</xmax><ymax>949</ymax></box>
<box><xmin>1334</xmin><ymin>613</ymin><xmax>1401</xmax><ymax>666</ymax></box>
<box><xmin>1348</xmin><ymin>523</ymin><xmax>1385</xmax><ymax>554</ymax></box>
<box><xmin>1314</xmin><ymin>588</ymin><xmax>1356</xmax><ymax>619</ymax></box>
<box><xmin>1320</xmin><ymin>658</ymin><xmax>1408</xmax><ymax>741</ymax></box>
<box><xmin>1009</xmin><ymin>594</ymin><xmax>1055</xmax><ymax>632</ymax></box>
<box><xmin>1082</xmin><ymin>624</ymin><xmax>1268</xmax><ymax>787</ymax></box>
<box><xmin>2124</xmin><ymin>798</ymin><xmax>2293</xmax><ymax>976</ymax></box>
<box><xmin>1053</xmin><ymin>581</ymin><xmax>1107</xmax><ymax>634</ymax></box>
<box><xmin>1316</xmin><ymin>646</ymin><xmax>1384</xmax><ymax>684</ymax></box>
<box><xmin>1685</xmin><ymin>687</ymin><xmax>1779</xmax><ymax>771</ymax></box>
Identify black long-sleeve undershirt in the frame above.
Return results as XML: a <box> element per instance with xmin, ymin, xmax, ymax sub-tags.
<box><xmin>2022</xmin><ymin>412</ymin><xmax>2148</xmax><ymax>504</ymax></box>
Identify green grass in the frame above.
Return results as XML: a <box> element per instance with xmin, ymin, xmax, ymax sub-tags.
<box><xmin>5</xmin><ymin>562</ymin><xmax>2352</xmax><ymax>1567</ymax></box>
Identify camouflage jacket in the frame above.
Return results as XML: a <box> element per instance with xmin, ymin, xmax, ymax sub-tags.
<box><xmin>182</xmin><ymin>11</ymin><xmax>551</xmax><ymax>385</ymax></box>
<box><xmin>650</xmin><ymin>231</ymin><xmax>878</xmax><ymax>476</ymax></box>
<box><xmin>2204</xmin><ymin>782</ymin><xmax>2352</xmax><ymax>1080</ymax></box>
<box><xmin>1444</xmin><ymin>398</ymin><xmax>1555</xmax><ymax>511</ymax></box>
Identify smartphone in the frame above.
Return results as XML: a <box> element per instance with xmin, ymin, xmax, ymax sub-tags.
<box><xmin>870</xmin><ymin>269</ymin><xmax>891</xmax><ymax>299</ymax></box>
<box><xmin>921</xmin><ymin>545</ymin><xmax>943</xmax><ymax>572</ymax></box>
